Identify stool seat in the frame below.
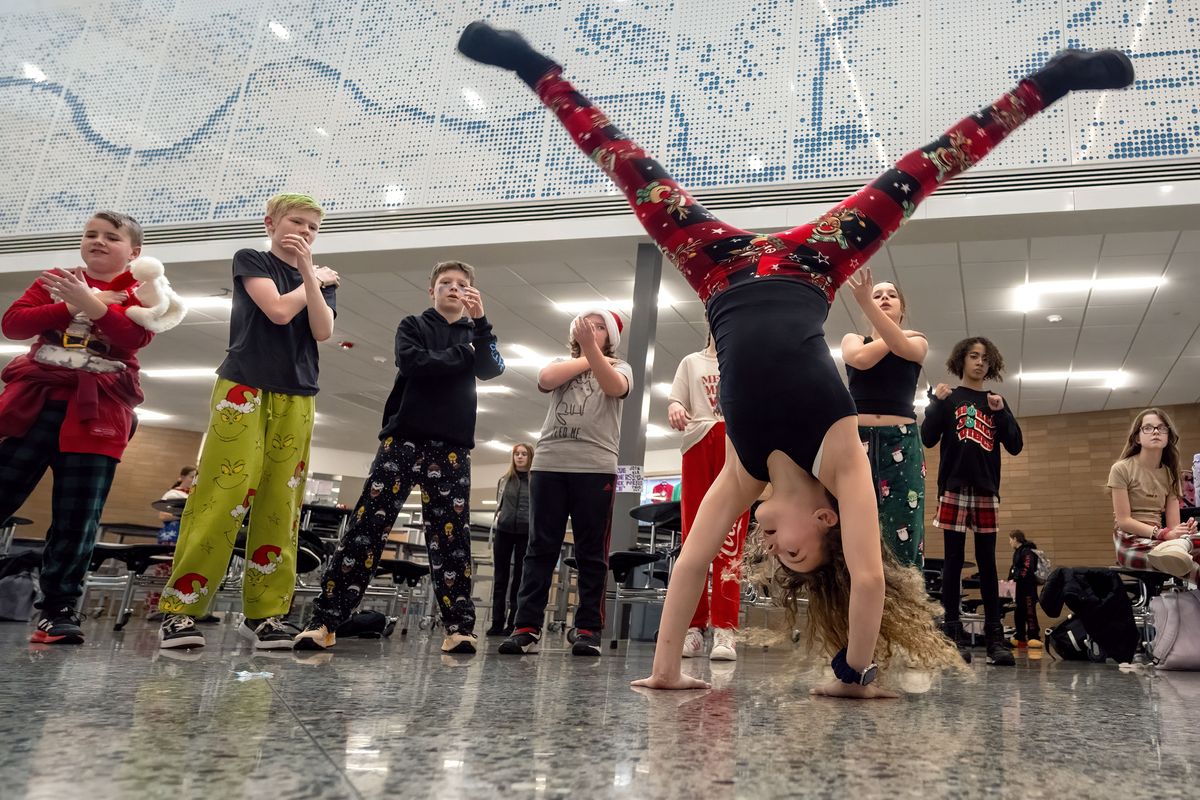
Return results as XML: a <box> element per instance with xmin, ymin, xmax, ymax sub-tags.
<box><xmin>377</xmin><ymin>558</ymin><xmax>429</xmax><ymax>586</ymax></box>
<box><xmin>89</xmin><ymin>543</ymin><xmax>175</xmax><ymax>573</ymax></box>
<box><xmin>1112</xmin><ymin>567</ymin><xmax>1173</xmax><ymax>591</ymax></box>
<box><xmin>608</xmin><ymin>550</ymin><xmax>659</xmax><ymax>583</ymax></box>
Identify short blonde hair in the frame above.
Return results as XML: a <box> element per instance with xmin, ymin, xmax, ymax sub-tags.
<box><xmin>266</xmin><ymin>192</ymin><xmax>325</xmax><ymax>220</ymax></box>
<box><xmin>430</xmin><ymin>260</ymin><xmax>476</xmax><ymax>288</ymax></box>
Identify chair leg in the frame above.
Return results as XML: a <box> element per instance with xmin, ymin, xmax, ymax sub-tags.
<box><xmin>610</xmin><ymin>580</ymin><xmax>620</xmax><ymax>650</ymax></box>
<box><xmin>114</xmin><ymin>573</ymin><xmax>136</xmax><ymax>631</ymax></box>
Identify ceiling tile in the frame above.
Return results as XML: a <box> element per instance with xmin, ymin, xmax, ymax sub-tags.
<box><xmin>1101</xmin><ymin>231</ymin><xmax>1179</xmax><ymax>257</ymax></box>
<box><xmin>957</xmin><ymin>239</ymin><xmax>1028</xmax><ymax>262</ymax></box>
<box><xmin>1029</xmin><ymin>234</ymin><xmax>1102</xmax><ymax>261</ymax></box>
<box><xmin>886</xmin><ymin>243</ymin><xmax>959</xmax><ymax>267</ymax></box>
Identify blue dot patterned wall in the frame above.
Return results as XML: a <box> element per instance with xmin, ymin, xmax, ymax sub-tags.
<box><xmin>1</xmin><ymin>0</ymin><xmax>1196</xmax><ymax>236</ymax></box>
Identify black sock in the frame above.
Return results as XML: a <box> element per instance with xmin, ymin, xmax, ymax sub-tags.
<box><xmin>942</xmin><ymin>530</ymin><xmax>966</xmax><ymax>622</ymax></box>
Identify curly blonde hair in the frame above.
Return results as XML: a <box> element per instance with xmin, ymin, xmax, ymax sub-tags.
<box><xmin>746</xmin><ymin>522</ymin><xmax>964</xmax><ymax>671</ymax></box>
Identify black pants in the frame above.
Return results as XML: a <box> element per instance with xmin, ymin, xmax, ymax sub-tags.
<box><xmin>942</xmin><ymin>529</ymin><xmax>1001</xmax><ymax>630</ymax></box>
<box><xmin>490</xmin><ymin>529</ymin><xmax>527</xmax><ymax>629</ymax></box>
<box><xmin>311</xmin><ymin>436</ymin><xmax>475</xmax><ymax>634</ymax></box>
<box><xmin>0</xmin><ymin>402</ymin><xmax>118</xmax><ymax>610</ymax></box>
<box><xmin>1013</xmin><ymin>579</ymin><xmax>1041</xmax><ymax>641</ymax></box>
<box><xmin>513</xmin><ymin>471</ymin><xmax>615</xmax><ymax>632</ymax></box>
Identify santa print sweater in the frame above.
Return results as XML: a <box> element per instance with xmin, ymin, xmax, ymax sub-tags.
<box><xmin>920</xmin><ymin>386</ymin><xmax>1023</xmax><ymax>498</ymax></box>
<box><xmin>0</xmin><ymin>273</ymin><xmax>153</xmax><ymax>459</ymax></box>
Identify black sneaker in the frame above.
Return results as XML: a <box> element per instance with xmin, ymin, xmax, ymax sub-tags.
<box><xmin>498</xmin><ymin>627</ymin><xmax>541</xmax><ymax>654</ymax></box>
<box><xmin>239</xmin><ymin>617</ymin><xmax>296</xmax><ymax>650</ymax></box>
<box><xmin>985</xmin><ymin>631</ymin><xmax>1015</xmax><ymax>666</ymax></box>
<box><xmin>160</xmin><ymin>614</ymin><xmax>205</xmax><ymax>649</ymax></box>
<box><xmin>485</xmin><ymin>625</ymin><xmax>508</xmax><ymax>637</ymax></box>
<box><xmin>456</xmin><ymin>20</ymin><xmax>560</xmax><ymax>86</ymax></box>
<box><xmin>571</xmin><ymin>629</ymin><xmax>602</xmax><ymax>657</ymax></box>
<box><xmin>30</xmin><ymin>607</ymin><xmax>84</xmax><ymax>645</ymax></box>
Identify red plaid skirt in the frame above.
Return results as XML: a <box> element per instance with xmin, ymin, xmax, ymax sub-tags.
<box><xmin>934</xmin><ymin>488</ymin><xmax>998</xmax><ymax>534</ymax></box>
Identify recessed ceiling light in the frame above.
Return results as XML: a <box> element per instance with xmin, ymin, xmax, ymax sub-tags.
<box><xmin>269</xmin><ymin>20</ymin><xmax>290</xmax><ymax>40</ymax></box>
<box><xmin>553</xmin><ymin>292</ymin><xmax>677</xmax><ymax>313</ymax></box>
<box><xmin>461</xmin><ymin>86</ymin><xmax>488</xmax><ymax>113</ymax></box>
<box><xmin>22</xmin><ymin>62</ymin><xmax>46</xmax><ymax>82</ymax></box>
<box><xmin>181</xmin><ymin>296</ymin><xmax>232</xmax><ymax>311</ymax></box>
<box><xmin>1012</xmin><ymin>277</ymin><xmax>1165</xmax><ymax>312</ymax></box>
<box><xmin>1046</xmin><ymin>314</ymin><xmax>1063</xmax><ymax>323</ymax></box>
<box><xmin>142</xmin><ymin>367</ymin><xmax>215</xmax><ymax>379</ymax></box>
<box><xmin>1017</xmin><ymin>369</ymin><xmax>1127</xmax><ymax>388</ymax></box>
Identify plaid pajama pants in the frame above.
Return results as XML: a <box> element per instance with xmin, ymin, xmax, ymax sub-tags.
<box><xmin>1114</xmin><ymin>527</ymin><xmax>1200</xmax><ymax>583</ymax></box>
<box><xmin>0</xmin><ymin>401</ymin><xmax>118</xmax><ymax>610</ymax></box>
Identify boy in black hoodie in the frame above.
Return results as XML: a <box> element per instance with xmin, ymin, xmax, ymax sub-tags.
<box><xmin>921</xmin><ymin>336</ymin><xmax>1023</xmax><ymax>667</ymax></box>
<box><xmin>295</xmin><ymin>260</ymin><xmax>504</xmax><ymax>654</ymax></box>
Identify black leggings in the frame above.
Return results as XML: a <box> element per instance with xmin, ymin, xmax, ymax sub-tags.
<box><xmin>942</xmin><ymin>530</ymin><xmax>1001</xmax><ymax>629</ymax></box>
<box><xmin>490</xmin><ymin>529</ymin><xmax>527</xmax><ymax>629</ymax></box>
<box><xmin>1013</xmin><ymin>580</ymin><xmax>1042</xmax><ymax>641</ymax></box>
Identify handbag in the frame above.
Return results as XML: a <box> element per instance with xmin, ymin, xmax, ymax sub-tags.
<box><xmin>1149</xmin><ymin>589</ymin><xmax>1200</xmax><ymax>670</ymax></box>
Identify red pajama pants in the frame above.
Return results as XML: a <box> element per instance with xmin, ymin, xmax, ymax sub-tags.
<box><xmin>680</xmin><ymin>423</ymin><xmax>750</xmax><ymax>630</ymax></box>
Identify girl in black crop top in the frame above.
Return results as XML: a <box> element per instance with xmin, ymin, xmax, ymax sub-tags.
<box><xmin>456</xmin><ymin>20</ymin><xmax>1135</xmax><ymax>695</ymax></box>
<box><xmin>842</xmin><ymin>269</ymin><xmax>929</xmax><ymax>570</ymax></box>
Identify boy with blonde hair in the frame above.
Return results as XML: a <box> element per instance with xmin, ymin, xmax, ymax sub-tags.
<box><xmin>159</xmin><ymin>193</ymin><xmax>339</xmax><ymax>649</ymax></box>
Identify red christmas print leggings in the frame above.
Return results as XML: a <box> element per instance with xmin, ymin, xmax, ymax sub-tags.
<box><xmin>534</xmin><ymin>70</ymin><xmax>1047</xmax><ymax>304</ymax></box>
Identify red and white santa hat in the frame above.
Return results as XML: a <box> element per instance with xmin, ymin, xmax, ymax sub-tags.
<box><xmin>570</xmin><ymin>308</ymin><xmax>624</xmax><ymax>349</ymax></box>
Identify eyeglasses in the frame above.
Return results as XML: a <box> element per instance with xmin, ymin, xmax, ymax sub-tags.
<box><xmin>1140</xmin><ymin>424</ymin><xmax>1169</xmax><ymax>435</ymax></box>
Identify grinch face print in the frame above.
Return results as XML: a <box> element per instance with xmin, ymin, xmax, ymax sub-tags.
<box><xmin>212</xmin><ymin>384</ymin><xmax>261</xmax><ymax>442</ymax></box>
<box><xmin>268</xmin><ymin>393</ymin><xmax>294</xmax><ymax>418</ymax></box>
<box><xmin>216</xmin><ymin>459</ymin><xmax>249</xmax><ymax>490</ymax></box>
<box><xmin>267</xmin><ymin>433</ymin><xmax>298</xmax><ymax>463</ymax></box>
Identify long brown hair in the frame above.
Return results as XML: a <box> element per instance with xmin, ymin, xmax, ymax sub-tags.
<box><xmin>503</xmin><ymin>443</ymin><xmax>534</xmax><ymax>483</ymax></box>
<box><xmin>1119</xmin><ymin>407</ymin><xmax>1182</xmax><ymax>492</ymax></box>
<box><xmin>871</xmin><ymin>281</ymin><xmax>908</xmax><ymax>326</ymax></box>
<box><xmin>746</xmin><ymin>523</ymin><xmax>963</xmax><ymax>671</ymax></box>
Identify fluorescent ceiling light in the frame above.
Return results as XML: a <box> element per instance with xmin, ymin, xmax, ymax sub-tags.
<box><xmin>829</xmin><ymin>347</ymin><xmax>842</xmax><ymax>360</ymax></box>
<box><xmin>1017</xmin><ymin>369</ymin><xmax>1128</xmax><ymax>388</ymax></box>
<box><xmin>135</xmin><ymin>409</ymin><xmax>171</xmax><ymax>421</ymax></box>
<box><xmin>142</xmin><ymin>367</ymin><xmax>214</xmax><ymax>379</ymax></box>
<box><xmin>384</xmin><ymin>184</ymin><xmax>406</xmax><ymax>206</ymax></box>
<box><xmin>484</xmin><ymin>440</ymin><xmax>512</xmax><ymax>452</ymax></box>
<box><xmin>652</xmin><ymin>382</ymin><xmax>673</xmax><ymax>397</ymax></box>
<box><xmin>553</xmin><ymin>291</ymin><xmax>678</xmax><ymax>313</ymax></box>
<box><xmin>1012</xmin><ymin>276</ymin><xmax>1165</xmax><ymax>312</ymax></box>
<box><xmin>269</xmin><ymin>20</ymin><xmax>290</xmax><ymax>40</ymax></box>
<box><xmin>181</xmin><ymin>296</ymin><xmax>232</xmax><ymax>311</ymax></box>
<box><xmin>0</xmin><ymin>344</ymin><xmax>28</xmax><ymax>354</ymax></box>
<box><xmin>505</xmin><ymin>344</ymin><xmax>554</xmax><ymax>368</ymax></box>
<box><xmin>476</xmin><ymin>385</ymin><xmax>514</xmax><ymax>395</ymax></box>
<box><xmin>914</xmin><ymin>395</ymin><xmax>930</xmax><ymax>409</ymax></box>
<box><xmin>526</xmin><ymin>430</ymin><xmax>542</xmax><ymax>441</ymax></box>
<box><xmin>646</xmin><ymin>424</ymin><xmax>672</xmax><ymax>438</ymax></box>
<box><xmin>481</xmin><ymin>500</ymin><xmax>497</xmax><ymax>506</ymax></box>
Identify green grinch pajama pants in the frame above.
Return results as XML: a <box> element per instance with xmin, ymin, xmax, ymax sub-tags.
<box><xmin>158</xmin><ymin>378</ymin><xmax>313</xmax><ymax>618</ymax></box>
<box><xmin>859</xmin><ymin>423</ymin><xmax>925</xmax><ymax>569</ymax></box>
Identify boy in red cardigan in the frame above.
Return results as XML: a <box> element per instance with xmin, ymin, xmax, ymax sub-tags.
<box><xmin>0</xmin><ymin>211</ymin><xmax>162</xmax><ymax>644</ymax></box>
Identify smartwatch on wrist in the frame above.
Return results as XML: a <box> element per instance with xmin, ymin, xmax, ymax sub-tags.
<box><xmin>831</xmin><ymin>647</ymin><xmax>878</xmax><ymax>686</ymax></box>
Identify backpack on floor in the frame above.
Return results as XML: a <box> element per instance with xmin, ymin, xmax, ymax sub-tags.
<box><xmin>1034</xmin><ymin>549</ymin><xmax>1052</xmax><ymax>584</ymax></box>
<box><xmin>0</xmin><ymin>550</ymin><xmax>40</xmax><ymax>622</ymax></box>
<box><xmin>1149</xmin><ymin>589</ymin><xmax>1200</xmax><ymax>670</ymax></box>
<box><xmin>1047</xmin><ymin>616</ymin><xmax>1105</xmax><ymax>662</ymax></box>
<box><xmin>335</xmin><ymin>610</ymin><xmax>397</xmax><ymax>639</ymax></box>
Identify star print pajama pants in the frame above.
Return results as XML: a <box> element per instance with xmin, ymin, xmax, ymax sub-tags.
<box><xmin>531</xmin><ymin>68</ymin><xmax>1050</xmax><ymax>304</ymax></box>
<box><xmin>860</xmin><ymin>424</ymin><xmax>925</xmax><ymax>569</ymax></box>
<box><xmin>159</xmin><ymin>377</ymin><xmax>313</xmax><ymax>619</ymax></box>
<box><xmin>309</xmin><ymin>435</ymin><xmax>476</xmax><ymax>635</ymax></box>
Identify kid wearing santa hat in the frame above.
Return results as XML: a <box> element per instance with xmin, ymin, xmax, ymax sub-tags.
<box><xmin>498</xmin><ymin>307</ymin><xmax>633</xmax><ymax>657</ymax></box>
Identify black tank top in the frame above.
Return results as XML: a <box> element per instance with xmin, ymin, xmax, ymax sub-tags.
<box><xmin>845</xmin><ymin>336</ymin><xmax>922</xmax><ymax>419</ymax></box>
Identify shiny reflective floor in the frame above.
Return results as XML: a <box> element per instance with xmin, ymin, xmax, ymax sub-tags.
<box><xmin>1</xmin><ymin>617</ymin><xmax>1197</xmax><ymax>800</ymax></box>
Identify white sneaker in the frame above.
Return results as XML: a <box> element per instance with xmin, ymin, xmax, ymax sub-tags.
<box><xmin>1148</xmin><ymin>539</ymin><xmax>1195</xmax><ymax>579</ymax></box>
<box><xmin>682</xmin><ymin>627</ymin><xmax>705</xmax><ymax>658</ymax></box>
<box><xmin>710</xmin><ymin>627</ymin><xmax>737</xmax><ymax>661</ymax></box>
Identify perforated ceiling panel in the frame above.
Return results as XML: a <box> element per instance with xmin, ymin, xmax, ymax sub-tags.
<box><xmin>1</xmin><ymin>0</ymin><xmax>1196</xmax><ymax>236</ymax></box>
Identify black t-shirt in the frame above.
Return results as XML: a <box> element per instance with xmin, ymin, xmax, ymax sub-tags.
<box><xmin>216</xmin><ymin>249</ymin><xmax>337</xmax><ymax>396</ymax></box>
<box><xmin>707</xmin><ymin>277</ymin><xmax>858</xmax><ymax>482</ymax></box>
